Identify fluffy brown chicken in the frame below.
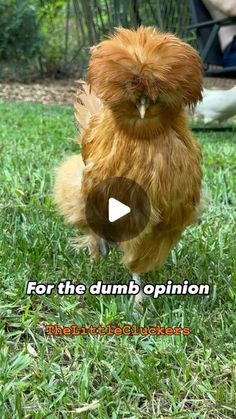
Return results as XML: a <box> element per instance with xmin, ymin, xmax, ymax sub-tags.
<box><xmin>54</xmin><ymin>27</ymin><xmax>203</xmax><ymax>283</ymax></box>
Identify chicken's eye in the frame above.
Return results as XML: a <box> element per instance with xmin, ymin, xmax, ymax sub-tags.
<box><xmin>126</xmin><ymin>80</ymin><xmax>139</xmax><ymax>93</ymax></box>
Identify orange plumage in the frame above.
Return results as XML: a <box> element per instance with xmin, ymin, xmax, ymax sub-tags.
<box><xmin>54</xmin><ymin>27</ymin><xmax>203</xmax><ymax>276</ymax></box>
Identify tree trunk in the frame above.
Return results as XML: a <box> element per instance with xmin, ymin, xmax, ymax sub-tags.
<box><xmin>132</xmin><ymin>0</ymin><xmax>141</xmax><ymax>28</ymax></box>
<box><xmin>81</xmin><ymin>0</ymin><xmax>97</xmax><ymax>45</ymax></box>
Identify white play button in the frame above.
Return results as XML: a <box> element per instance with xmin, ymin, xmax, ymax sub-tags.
<box><xmin>85</xmin><ymin>177</ymin><xmax>150</xmax><ymax>242</ymax></box>
<box><xmin>108</xmin><ymin>197</ymin><xmax>131</xmax><ymax>222</ymax></box>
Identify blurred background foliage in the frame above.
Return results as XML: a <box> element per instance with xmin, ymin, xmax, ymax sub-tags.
<box><xmin>0</xmin><ymin>0</ymin><xmax>193</xmax><ymax>81</ymax></box>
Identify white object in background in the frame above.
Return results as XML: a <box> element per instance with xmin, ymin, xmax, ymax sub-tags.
<box><xmin>195</xmin><ymin>86</ymin><xmax>236</xmax><ymax>123</ymax></box>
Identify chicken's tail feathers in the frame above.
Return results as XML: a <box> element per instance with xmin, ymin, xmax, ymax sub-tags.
<box><xmin>74</xmin><ymin>80</ymin><xmax>102</xmax><ymax>134</ymax></box>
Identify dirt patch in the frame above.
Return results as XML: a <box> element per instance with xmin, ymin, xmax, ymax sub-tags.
<box><xmin>0</xmin><ymin>79</ymin><xmax>78</xmax><ymax>106</ymax></box>
<box><xmin>0</xmin><ymin>78</ymin><xmax>235</xmax><ymax>107</ymax></box>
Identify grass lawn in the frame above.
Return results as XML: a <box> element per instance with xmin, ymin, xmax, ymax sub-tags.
<box><xmin>0</xmin><ymin>101</ymin><xmax>235</xmax><ymax>418</ymax></box>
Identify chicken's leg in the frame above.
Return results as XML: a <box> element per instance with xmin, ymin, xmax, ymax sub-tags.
<box><xmin>132</xmin><ymin>273</ymin><xmax>144</xmax><ymax>305</ymax></box>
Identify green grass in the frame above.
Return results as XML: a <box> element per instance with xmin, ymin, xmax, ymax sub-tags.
<box><xmin>0</xmin><ymin>101</ymin><xmax>235</xmax><ymax>418</ymax></box>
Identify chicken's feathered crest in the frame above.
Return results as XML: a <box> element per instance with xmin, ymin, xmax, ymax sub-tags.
<box><xmin>87</xmin><ymin>26</ymin><xmax>203</xmax><ymax>107</ymax></box>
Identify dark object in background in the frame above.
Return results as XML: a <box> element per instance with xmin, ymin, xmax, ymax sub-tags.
<box><xmin>189</xmin><ymin>0</ymin><xmax>236</xmax><ymax>78</ymax></box>
<box><xmin>0</xmin><ymin>1</ymin><xmax>41</xmax><ymax>62</ymax></box>
<box><xmin>0</xmin><ymin>0</ymin><xmax>42</xmax><ymax>80</ymax></box>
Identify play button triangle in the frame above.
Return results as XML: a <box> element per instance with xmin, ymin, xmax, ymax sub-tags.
<box><xmin>108</xmin><ymin>197</ymin><xmax>131</xmax><ymax>222</ymax></box>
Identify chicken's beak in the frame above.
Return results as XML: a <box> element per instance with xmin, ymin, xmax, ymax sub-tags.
<box><xmin>136</xmin><ymin>96</ymin><xmax>148</xmax><ymax>119</ymax></box>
